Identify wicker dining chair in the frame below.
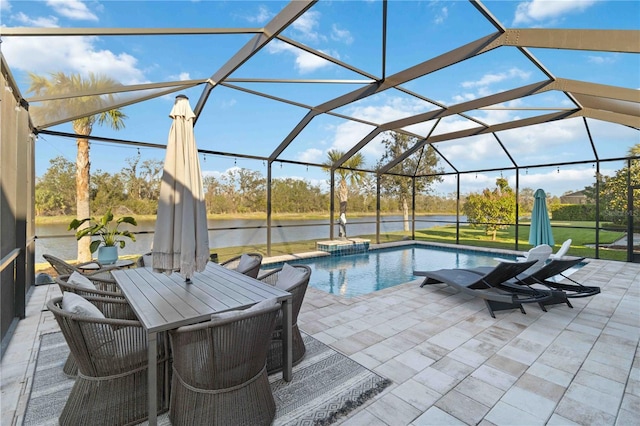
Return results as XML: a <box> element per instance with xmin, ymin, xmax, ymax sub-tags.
<box><xmin>44</xmin><ymin>254</ymin><xmax>120</xmax><ymax>279</ymax></box>
<box><xmin>258</xmin><ymin>263</ymin><xmax>311</xmax><ymax>374</ymax></box>
<box><xmin>55</xmin><ymin>272</ymin><xmax>136</xmax><ymax>377</ymax></box>
<box><xmin>220</xmin><ymin>252</ymin><xmax>263</xmax><ymax>279</ymax></box>
<box><xmin>168</xmin><ymin>298</ymin><xmax>280</xmax><ymax>426</ymax></box>
<box><xmin>47</xmin><ymin>294</ymin><xmax>169</xmax><ymax>426</ymax></box>
<box><xmin>135</xmin><ymin>252</ymin><xmax>153</xmax><ymax>267</ymax></box>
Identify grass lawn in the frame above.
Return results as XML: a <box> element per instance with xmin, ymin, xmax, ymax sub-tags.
<box><xmin>213</xmin><ymin>221</ymin><xmax>629</xmax><ymax>263</ymax></box>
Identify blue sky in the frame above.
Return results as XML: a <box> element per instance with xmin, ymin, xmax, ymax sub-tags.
<box><xmin>1</xmin><ymin>0</ymin><xmax>638</xmax><ymax>197</ymax></box>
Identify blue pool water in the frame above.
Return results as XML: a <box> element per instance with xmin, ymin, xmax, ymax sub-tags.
<box><xmin>266</xmin><ymin>244</ymin><xmax>516</xmax><ymax>298</ymax></box>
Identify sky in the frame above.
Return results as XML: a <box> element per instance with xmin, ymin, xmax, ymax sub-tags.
<box><xmin>1</xmin><ymin>0</ymin><xmax>638</xmax><ymax>198</ymax></box>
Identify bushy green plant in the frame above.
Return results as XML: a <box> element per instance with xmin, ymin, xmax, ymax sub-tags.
<box><xmin>69</xmin><ymin>208</ymin><xmax>137</xmax><ymax>253</ymax></box>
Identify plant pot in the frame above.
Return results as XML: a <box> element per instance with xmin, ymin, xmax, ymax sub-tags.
<box><xmin>98</xmin><ymin>246</ymin><xmax>118</xmax><ymax>265</ymax></box>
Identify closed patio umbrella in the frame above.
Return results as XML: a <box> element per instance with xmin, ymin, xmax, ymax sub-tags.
<box><xmin>152</xmin><ymin>95</ymin><xmax>209</xmax><ymax>280</ymax></box>
<box><xmin>529</xmin><ymin>188</ymin><xmax>555</xmax><ymax>247</ymax></box>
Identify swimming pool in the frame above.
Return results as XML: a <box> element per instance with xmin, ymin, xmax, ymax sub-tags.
<box><xmin>265</xmin><ymin>244</ymin><xmax>516</xmax><ymax>298</ymax></box>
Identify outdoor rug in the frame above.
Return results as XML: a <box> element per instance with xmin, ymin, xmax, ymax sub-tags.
<box><xmin>23</xmin><ymin>332</ymin><xmax>391</xmax><ymax>426</ymax></box>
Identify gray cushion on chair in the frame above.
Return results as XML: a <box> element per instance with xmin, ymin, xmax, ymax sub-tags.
<box><xmin>62</xmin><ymin>292</ymin><xmax>105</xmax><ymax>318</ymax></box>
<box><xmin>248</xmin><ymin>297</ymin><xmax>278</xmax><ymax>312</ymax></box>
<box><xmin>211</xmin><ymin>297</ymin><xmax>278</xmax><ymax>321</ymax></box>
<box><xmin>237</xmin><ymin>254</ymin><xmax>257</xmax><ymax>273</ymax></box>
<box><xmin>275</xmin><ymin>263</ymin><xmax>305</xmax><ymax>291</ymax></box>
<box><xmin>62</xmin><ymin>292</ymin><xmax>116</xmax><ymax>358</ymax></box>
<box><xmin>69</xmin><ymin>271</ymin><xmax>96</xmax><ymax>290</ymax></box>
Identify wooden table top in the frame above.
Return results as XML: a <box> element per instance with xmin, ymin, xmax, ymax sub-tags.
<box><xmin>112</xmin><ymin>262</ymin><xmax>290</xmax><ymax>333</ymax></box>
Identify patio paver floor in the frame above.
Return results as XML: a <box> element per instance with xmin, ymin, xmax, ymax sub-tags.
<box><xmin>2</xmin><ymin>250</ymin><xmax>638</xmax><ymax>426</ymax></box>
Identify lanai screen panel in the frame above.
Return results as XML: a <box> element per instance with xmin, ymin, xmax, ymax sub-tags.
<box><xmin>467</xmin><ymin>91</ymin><xmax>577</xmax><ymax>126</ymax></box>
<box><xmin>432</xmin><ymin>133</ymin><xmax>513</xmax><ymax>173</ymax></box>
<box><xmin>498</xmin><ymin>117</ymin><xmax>597</xmax><ymax>167</ymax></box>
<box><xmin>276</xmin><ymin>1</ymin><xmax>384</xmax><ymax>78</ymax></box>
<box><xmin>278</xmin><ymin>113</ymin><xmax>376</xmax><ymax>166</ymax></box>
<box><xmin>332</xmin><ymin>88</ymin><xmax>440</xmax><ymax>125</ymax></box>
<box><xmin>385</xmin><ymin>1</ymin><xmax>496</xmax><ymax>75</ymax></box>
<box><xmin>196</xmin><ymin>85</ymin><xmax>310</xmax><ymax>158</ymax></box>
<box><xmin>588</xmin><ymin>119</ymin><xmax>640</xmax><ymax>160</ymax></box>
<box><xmin>226</xmin><ymin>81</ymin><xmax>372</xmax><ymax>107</ymax></box>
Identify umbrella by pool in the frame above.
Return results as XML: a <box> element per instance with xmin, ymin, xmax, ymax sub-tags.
<box><xmin>152</xmin><ymin>95</ymin><xmax>209</xmax><ymax>280</ymax></box>
<box><xmin>529</xmin><ymin>188</ymin><xmax>555</xmax><ymax>247</ymax></box>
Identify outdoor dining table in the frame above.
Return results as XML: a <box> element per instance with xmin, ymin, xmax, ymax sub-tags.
<box><xmin>112</xmin><ymin>261</ymin><xmax>293</xmax><ymax>426</ymax></box>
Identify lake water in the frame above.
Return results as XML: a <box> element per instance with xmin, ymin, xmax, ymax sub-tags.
<box><xmin>35</xmin><ymin>215</ymin><xmax>461</xmax><ymax>263</ymax></box>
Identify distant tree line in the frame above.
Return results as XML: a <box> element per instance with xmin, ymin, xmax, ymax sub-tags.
<box><xmin>35</xmin><ymin>155</ymin><xmax>455</xmax><ymax>217</ymax></box>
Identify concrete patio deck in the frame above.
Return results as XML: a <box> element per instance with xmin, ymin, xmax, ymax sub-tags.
<box><xmin>2</xmin><ymin>248</ymin><xmax>639</xmax><ymax>425</ymax></box>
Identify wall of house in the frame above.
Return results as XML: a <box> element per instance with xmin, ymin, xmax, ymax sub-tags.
<box><xmin>1</xmin><ymin>56</ymin><xmax>36</xmax><ymax>351</ymax></box>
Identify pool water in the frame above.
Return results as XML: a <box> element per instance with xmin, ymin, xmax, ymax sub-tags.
<box><xmin>267</xmin><ymin>245</ymin><xmax>515</xmax><ymax>298</ymax></box>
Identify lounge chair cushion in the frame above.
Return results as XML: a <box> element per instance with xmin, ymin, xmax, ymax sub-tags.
<box><xmin>275</xmin><ymin>263</ymin><xmax>305</xmax><ymax>291</ymax></box>
<box><xmin>237</xmin><ymin>254</ymin><xmax>257</xmax><ymax>273</ymax></box>
<box><xmin>68</xmin><ymin>271</ymin><xmax>96</xmax><ymax>290</ymax></box>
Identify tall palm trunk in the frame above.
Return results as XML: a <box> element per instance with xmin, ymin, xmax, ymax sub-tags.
<box><xmin>338</xmin><ymin>179</ymin><xmax>348</xmax><ymax>205</ymax></box>
<box><xmin>75</xmin><ymin>133</ymin><xmax>91</xmax><ymax>262</ymax></box>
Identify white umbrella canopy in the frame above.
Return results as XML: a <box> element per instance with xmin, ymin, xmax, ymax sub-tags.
<box><xmin>152</xmin><ymin>95</ymin><xmax>209</xmax><ymax>280</ymax></box>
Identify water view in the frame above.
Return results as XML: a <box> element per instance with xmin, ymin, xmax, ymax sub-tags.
<box><xmin>35</xmin><ymin>215</ymin><xmax>462</xmax><ymax>263</ymax></box>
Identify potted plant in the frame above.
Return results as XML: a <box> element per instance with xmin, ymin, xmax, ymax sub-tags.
<box><xmin>69</xmin><ymin>208</ymin><xmax>137</xmax><ymax>265</ymax></box>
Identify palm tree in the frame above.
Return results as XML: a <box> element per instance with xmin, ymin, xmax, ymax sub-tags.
<box><xmin>27</xmin><ymin>72</ymin><xmax>127</xmax><ymax>262</ymax></box>
<box><xmin>323</xmin><ymin>150</ymin><xmax>365</xmax><ymax>236</ymax></box>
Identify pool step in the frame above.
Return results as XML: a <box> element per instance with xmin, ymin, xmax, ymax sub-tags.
<box><xmin>316</xmin><ymin>238</ymin><xmax>370</xmax><ymax>256</ymax></box>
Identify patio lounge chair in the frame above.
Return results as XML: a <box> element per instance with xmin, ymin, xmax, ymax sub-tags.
<box><xmin>464</xmin><ymin>257</ymin><xmax>599</xmax><ymax>313</ymax></box>
<box><xmin>511</xmin><ymin>257</ymin><xmax>599</xmax><ymax>300</ymax></box>
<box><xmin>550</xmin><ymin>239</ymin><xmax>572</xmax><ymax>259</ymax></box>
<box><xmin>258</xmin><ymin>263</ymin><xmax>311</xmax><ymax>373</ymax></box>
<box><xmin>43</xmin><ymin>253</ymin><xmax>120</xmax><ymax>279</ymax></box>
<box><xmin>168</xmin><ymin>298</ymin><xmax>281</xmax><ymax>425</ymax></box>
<box><xmin>414</xmin><ymin>261</ymin><xmax>561</xmax><ymax>318</ymax></box>
<box><xmin>220</xmin><ymin>252</ymin><xmax>263</xmax><ymax>279</ymax></box>
<box><xmin>47</xmin><ymin>294</ymin><xmax>169</xmax><ymax>426</ymax></box>
<box><xmin>494</xmin><ymin>244</ymin><xmax>552</xmax><ymax>275</ymax></box>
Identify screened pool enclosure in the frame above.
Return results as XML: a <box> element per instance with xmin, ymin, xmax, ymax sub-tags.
<box><xmin>1</xmin><ymin>0</ymin><xmax>638</xmax><ymax>343</ymax></box>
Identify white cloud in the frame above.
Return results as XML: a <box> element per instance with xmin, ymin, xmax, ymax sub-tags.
<box><xmin>168</xmin><ymin>72</ymin><xmax>191</xmax><ymax>81</ymax></box>
<box><xmin>514</xmin><ymin>0</ymin><xmax>597</xmax><ymax>25</ymax></box>
<box><xmin>244</xmin><ymin>5</ymin><xmax>273</xmax><ymax>24</ymax></box>
<box><xmin>292</xmin><ymin>10</ymin><xmax>324</xmax><ymax>43</ymax></box>
<box><xmin>46</xmin><ymin>0</ymin><xmax>98</xmax><ymax>21</ymax></box>
<box><xmin>1</xmin><ymin>0</ymin><xmax>11</xmax><ymax>12</ymax></box>
<box><xmin>436</xmin><ymin>133</ymin><xmax>497</xmax><ymax>164</ymax></box>
<box><xmin>588</xmin><ymin>55</ymin><xmax>616</xmax><ymax>65</ymax></box>
<box><xmin>266</xmin><ymin>40</ymin><xmax>334</xmax><ymax>74</ymax></box>
<box><xmin>13</xmin><ymin>11</ymin><xmax>58</xmax><ymax>26</ymax></box>
<box><xmin>331</xmin><ymin>24</ymin><xmax>353</xmax><ymax>45</ymax></box>
<box><xmin>438</xmin><ymin>165</ymin><xmax>601</xmax><ymax>197</ymax></box>
<box><xmin>434</xmin><ymin>7</ymin><xmax>448</xmax><ymax>25</ymax></box>
<box><xmin>461</xmin><ymin>68</ymin><xmax>531</xmax><ymax>89</ymax></box>
<box><xmin>298</xmin><ymin>148</ymin><xmax>324</xmax><ymax>163</ymax></box>
<box><xmin>2</xmin><ymin>36</ymin><xmax>146</xmax><ymax>85</ymax></box>
<box><xmin>452</xmin><ymin>93</ymin><xmax>476</xmax><ymax>103</ymax></box>
<box><xmin>516</xmin><ymin>167</ymin><xmax>600</xmax><ymax>195</ymax></box>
